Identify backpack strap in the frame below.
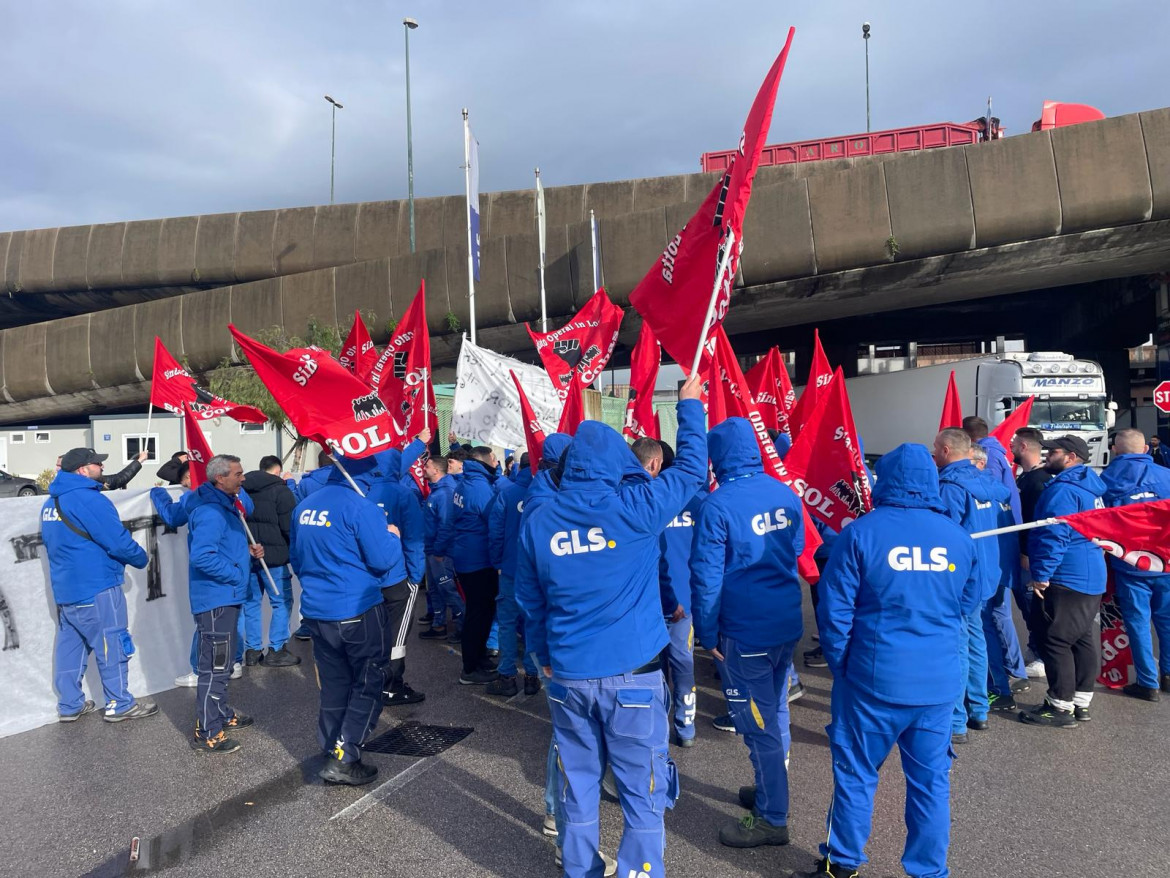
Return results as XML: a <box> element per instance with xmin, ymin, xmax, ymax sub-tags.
<box><xmin>54</xmin><ymin>497</ymin><xmax>95</xmax><ymax>543</ymax></box>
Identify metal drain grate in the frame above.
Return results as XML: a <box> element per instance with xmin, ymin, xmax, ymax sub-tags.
<box><xmin>362</xmin><ymin>721</ymin><xmax>473</xmax><ymax>757</ymax></box>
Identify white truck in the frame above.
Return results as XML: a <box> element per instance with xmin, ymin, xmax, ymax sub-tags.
<box><xmin>842</xmin><ymin>351</ymin><xmax>1117</xmax><ymax>467</ymax></box>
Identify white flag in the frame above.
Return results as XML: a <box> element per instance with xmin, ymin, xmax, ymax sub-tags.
<box><xmin>452</xmin><ymin>337</ymin><xmax>561</xmax><ymax>447</ymax></box>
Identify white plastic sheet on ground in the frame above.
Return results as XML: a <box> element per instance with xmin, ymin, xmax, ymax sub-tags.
<box><xmin>451</xmin><ymin>336</ymin><xmax>561</xmax><ymax>447</ymax></box>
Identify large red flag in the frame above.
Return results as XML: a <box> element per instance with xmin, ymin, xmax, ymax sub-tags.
<box><xmin>789</xmin><ymin>329</ymin><xmax>833</xmax><ymax>438</ymax></box>
<box><xmin>182</xmin><ymin>402</ymin><xmax>216</xmax><ymax>490</ymax></box>
<box><xmin>510</xmin><ymin>370</ymin><xmax>547</xmax><ymax>473</ymax></box>
<box><xmin>991</xmin><ymin>396</ymin><xmax>1035</xmax><ymax>451</ymax></box>
<box><xmin>1060</xmin><ymin>499</ymin><xmax>1170</xmax><ymax>573</ymax></box>
<box><xmin>783</xmin><ymin>367</ymin><xmax>873</xmax><ymax>532</ymax></box>
<box><xmin>624</xmin><ymin>321</ymin><xmax>661</xmax><ymax>441</ymax></box>
<box><xmin>339</xmin><ymin>311</ymin><xmax>377</xmax><ymax>387</ymax></box>
<box><xmin>527</xmin><ymin>288</ymin><xmax>624</xmax><ymax>400</ymax></box>
<box><xmin>150</xmin><ymin>337</ymin><xmax>267</xmax><ymax>424</ymax></box>
<box><xmin>369</xmin><ymin>282</ymin><xmax>436</xmax><ymax>445</ymax></box>
<box><xmin>745</xmin><ymin>347</ymin><xmax>795</xmax><ymax>436</ymax></box>
<box><xmin>229</xmin><ymin>325</ymin><xmax>405</xmax><ymax>459</ymax></box>
<box><xmin>629</xmin><ymin>29</ymin><xmax>796</xmax><ymax>369</ymax></box>
<box><xmin>557</xmin><ymin>370</ymin><xmax>587</xmax><ymax>436</ymax></box>
<box><xmin>939</xmin><ymin>370</ymin><xmax>964</xmax><ymax>431</ymax></box>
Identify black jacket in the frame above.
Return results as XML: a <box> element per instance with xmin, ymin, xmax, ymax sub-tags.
<box><xmin>157</xmin><ymin>456</ymin><xmax>186</xmax><ymax>485</ymax></box>
<box><xmin>101</xmin><ymin>459</ymin><xmax>142</xmax><ymax>491</ymax></box>
<box><xmin>243</xmin><ymin>470</ymin><xmax>296</xmax><ymax>567</ymax></box>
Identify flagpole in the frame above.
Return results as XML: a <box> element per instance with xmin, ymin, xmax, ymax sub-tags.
<box><xmin>971</xmin><ymin>518</ymin><xmax>1059</xmax><ymax>540</ymax></box>
<box><xmin>536</xmin><ymin>167</ymin><xmax>548</xmax><ymax>333</ymax></box>
<box><xmin>688</xmin><ymin>228</ymin><xmax>737</xmax><ymax>376</ymax></box>
<box><xmin>144</xmin><ymin>402</ymin><xmax>153</xmax><ymax>461</ymax></box>
<box><xmin>590</xmin><ymin>209</ymin><xmax>601</xmax><ymax>291</ymax></box>
<box><xmin>238</xmin><ymin>512</ymin><xmax>281</xmax><ymax>596</ymax></box>
<box><xmin>463</xmin><ymin>108</ymin><xmax>477</xmax><ymax>345</ymax></box>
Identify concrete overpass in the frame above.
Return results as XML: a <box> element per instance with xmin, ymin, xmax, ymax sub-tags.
<box><xmin>1</xmin><ymin>108</ymin><xmax>1168</xmax><ymax>425</ymax></box>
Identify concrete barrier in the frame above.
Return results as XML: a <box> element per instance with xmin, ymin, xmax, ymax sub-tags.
<box><xmin>89</xmin><ymin>307</ymin><xmax>141</xmax><ymax>386</ymax></box>
<box><xmin>272</xmin><ymin>207</ymin><xmax>316</xmax><ymax>276</ymax></box>
<box><xmin>807</xmin><ymin>161</ymin><xmax>892</xmax><ymax>273</ymax></box>
<box><xmin>281</xmin><ymin>268</ymin><xmax>336</xmax><ymax>339</ymax></box>
<box><xmin>44</xmin><ymin>315</ymin><xmax>92</xmax><ymax>395</ymax></box>
<box><xmin>504</xmin><ymin>232</ymin><xmax>542</xmax><ymax>324</ymax></box>
<box><xmin>228</xmin><ymin>278</ymin><xmax>283</xmax><ymax>345</ymax></box>
<box><xmin>193</xmin><ymin>212</ymin><xmax>239</xmax><ymax>285</ymax></box>
<box><xmin>51</xmin><ymin>225</ymin><xmax>93</xmax><ymax>290</ymax></box>
<box><xmin>235</xmin><ymin>209</ymin><xmax>277</xmax><ymax>280</ymax></box>
<box><xmin>3</xmin><ymin>323</ymin><xmax>51</xmax><ymax>401</ymax></box>
<box><xmin>157</xmin><ymin>216</ymin><xmax>199</xmax><ymax>285</ymax></box>
<box><xmin>4</xmin><ymin>230</ymin><xmax>25</xmax><ymax>293</ymax></box>
<box><xmin>17</xmin><ymin>227</ymin><xmax>59</xmax><ymax>294</ymax></box>
<box><xmin>739</xmin><ymin>177</ymin><xmax>816</xmax><ymax>283</ymax></box>
<box><xmin>86</xmin><ymin>222</ymin><xmax>127</xmax><ymax>290</ymax></box>
<box><xmin>120</xmin><ymin>220</ymin><xmax>163</xmax><ymax>288</ymax></box>
<box><xmin>1140</xmin><ymin>108</ymin><xmax>1170</xmax><ymax>221</ymax></box>
<box><xmin>967</xmin><ymin>131</ymin><xmax>1062</xmax><ymax>247</ymax></box>
<box><xmin>884</xmin><ymin>148</ymin><xmax>976</xmax><ymax>260</ymax></box>
<box><xmin>598</xmin><ymin>207</ymin><xmax>669</xmax><ymax>305</ymax></box>
<box><xmin>334</xmin><ymin>260</ymin><xmax>392</xmax><ymax>342</ymax></box>
<box><xmin>1053</xmin><ymin>115</ymin><xmax>1153</xmax><ymax>233</ymax></box>
<box><xmin>180</xmin><ymin>287</ymin><xmax>232</xmax><ymax>372</ymax></box>
<box><xmin>133</xmin><ymin>298</ymin><xmax>184</xmax><ymax>380</ymax></box>
<box><xmin>312</xmin><ymin>204</ymin><xmax>358</xmax><ymax>267</ymax></box>
<box><xmin>355</xmin><ymin>201</ymin><xmax>404</xmax><ymax>263</ymax></box>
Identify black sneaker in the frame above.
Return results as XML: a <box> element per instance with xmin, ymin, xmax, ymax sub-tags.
<box><xmin>1161</xmin><ymin>673</ymin><xmax>1170</xmax><ymax>694</ymax></box>
<box><xmin>459</xmin><ymin>669</ymin><xmax>499</xmax><ymax>685</ymax></box>
<box><xmin>418</xmin><ymin>626</ymin><xmax>448</xmax><ymax>640</ymax></box>
<box><xmin>1019</xmin><ymin>702</ymin><xmax>1078</xmax><ymax>728</ymax></box>
<box><xmin>446</xmin><ymin>628</ymin><xmax>463</xmax><ymax>644</ymax></box>
<box><xmin>712</xmin><ymin>713</ymin><xmax>736</xmax><ymax>732</ymax></box>
<box><xmin>260</xmin><ymin>646</ymin><xmax>301</xmax><ymax>667</ymax></box>
<box><xmin>485</xmin><ymin>675</ymin><xmax>518</xmax><ymax>697</ymax></box>
<box><xmin>802</xmin><ymin>646</ymin><xmax>828</xmax><ymax>668</ymax></box>
<box><xmin>486</xmin><ymin>648</ymin><xmax>500</xmax><ymax>658</ymax></box>
<box><xmin>1123</xmin><ymin>683</ymin><xmax>1161</xmax><ymax>702</ymax></box>
<box><xmin>1074</xmin><ymin>705</ymin><xmax>1091</xmax><ymax>722</ymax></box>
<box><xmin>988</xmin><ymin>692</ymin><xmax>1017</xmax><ymax>712</ymax></box>
<box><xmin>59</xmin><ymin>700</ymin><xmax>97</xmax><ymax>723</ymax></box>
<box><xmin>951</xmin><ymin>732</ymin><xmax>968</xmax><ymax>745</ymax></box>
<box><xmin>104</xmin><ymin>701</ymin><xmax>159</xmax><ymax>723</ymax></box>
<box><xmin>383</xmin><ymin>684</ymin><xmax>425</xmax><ymax>706</ymax></box>
<box><xmin>523</xmin><ymin>675</ymin><xmax>542</xmax><ymax>696</ymax></box>
<box><xmin>244</xmin><ymin>649</ymin><xmax>263</xmax><ymax>667</ymax></box>
<box><xmin>738</xmin><ymin>785</ymin><xmax>756</xmax><ymax>810</ymax></box>
<box><xmin>787</xmin><ymin>682</ymin><xmax>806</xmax><ymax>703</ymax></box>
<box><xmin>790</xmin><ymin>857</ymin><xmax>860</xmax><ymax>878</ymax></box>
<box><xmin>293</xmin><ymin>625</ymin><xmax>311</xmax><ymax>642</ymax></box>
<box><xmin>190</xmin><ymin>730</ymin><xmax>241</xmax><ymax>754</ymax></box>
<box><xmin>966</xmin><ymin>717</ymin><xmax>989</xmax><ymax>731</ymax></box>
<box><xmin>672</xmin><ymin>732</ymin><xmax>695</xmax><ymax>748</ymax></box>
<box><xmin>319</xmin><ymin>756</ymin><xmax>378</xmax><ymax>786</ymax></box>
<box><xmin>1010</xmin><ymin>676</ymin><xmax>1031</xmax><ymax>693</ymax></box>
<box><xmin>418</xmin><ymin>612</ymin><xmax>434</xmax><ymax>625</ymax></box>
<box><xmin>224</xmin><ymin>711</ymin><xmax>254</xmax><ymax>730</ymax></box>
<box><xmin>718</xmin><ymin>813</ymin><xmax>790</xmax><ymax>848</ymax></box>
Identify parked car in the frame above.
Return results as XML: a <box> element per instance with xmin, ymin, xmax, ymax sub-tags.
<box><xmin>0</xmin><ymin>469</ymin><xmax>41</xmax><ymax>497</ymax></box>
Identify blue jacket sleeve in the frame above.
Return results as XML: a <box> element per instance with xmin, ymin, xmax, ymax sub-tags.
<box><xmin>432</xmin><ymin>490</ymin><xmax>456</xmax><ymax>557</ymax></box>
<box><xmin>658</xmin><ymin>534</ymin><xmax>678</xmax><ymax>615</ymax></box>
<box><xmin>487</xmin><ymin>492</ymin><xmax>506</xmax><ymax>569</ymax></box>
<box><xmin>1027</xmin><ymin>491</ymin><xmax>1072</xmax><ymax>584</ymax></box>
<box><xmin>622</xmin><ymin>398</ymin><xmax>708</xmax><ymax>534</ymax></box>
<box><xmin>355</xmin><ymin>501</ymin><xmax>402</xmax><ymax>577</ymax></box>
<box><xmin>189</xmin><ymin>508</ymin><xmax>244</xmax><ymax>584</ymax></box>
<box><xmin>937</xmin><ymin>481</ymin><xmax>965</xmax><ymax>524</ymax></box>
<box><xmin>514</xmin><ymin>528</ymin><xmax>549</xmax><ymax>667</ymax></box>
<box><xmin>83</xmin><ymin>492</ymin><xmax>149</xmax><ymax>570</ymax></box>
<box><xmin>960</xmin><ymin>551</ymin><xmax>982</xmax><ymax>616</ymax></box>
<box><xmin>688</xmin><ymin>500</ymin><xmax>728</xmax><ymax>650</ymax></box>
<box><xmin>151</xmin><ymin>487</ymin><xmax>188</xmax><ymax>529</ymax></box>
<box><xmin>815</xmin><ymin>525</ymin><xmax>862</xmax><ymax>678</ymax></box>
<box><xmin>396</xmin><ymin>493</ymin><xmax>425</xmax><ymax>583</ymax></box>
<box><xmin>400</xmin><ymin>439</ymin><xmax>425</xmax><ymax>478</ymax></box>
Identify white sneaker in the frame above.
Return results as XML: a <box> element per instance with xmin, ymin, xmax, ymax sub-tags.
<box><xmin>1025</xmin><ymin>659</ymin><xmax>1046</xmax><ymax>679</ymax></box>
<box><xmin>554</xmin><ymin>849</ymin><xmax>615</xmax><ymax>877</ymax></box>
<box><xmin>542</xmin><ymin>814</ymin><xmax>558</xmax><ymax>837</ymax></box>
<box><xmin>231</xmin><ymin>662</ymin><xmax>243</xmax><ymax>680</ymax></box>
<box><xmin>174</xmin><ymin>672</ymin><xmax>198</xmax><ymax>688</ymax></box>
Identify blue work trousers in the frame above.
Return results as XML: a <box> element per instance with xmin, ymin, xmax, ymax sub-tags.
<box><xmin>424</xmin><ymin>555</ymin><xmax>464</xmax><ymax>629</ymax></box>
<box><xmin>983</xmin><ymin>585</ymin><xmax>1027</xmax><ymax>696</ymax></box>
<box><xmin>822</xmin><ymin>681</ymin><xmax>954</xmax><ymax>877</ymax></box>
<box><xmin>54</xmin><ymin>585</ymin><xmax>136</xmax><ymax>716</ymax></box>
<box><xmin>547</xmin><ymin>670</ymin><xmax>679</xmax><ymax>878</ymax></box>
<box><xmin>718</xmin><ymin>637</ymin><xmax>798</xmax><ymax>825</ymax></box>
<box><xmin>663</xmin><ymin>613</ymin><xmax>696</xmax><ymax>741</ymax></box>
<box><xmin>1115</xmin><ymin>571</ymin><xmax>1170</xmax><ymax>689</ymax></box>
<box><xmin>195</xmin><ymin>604</ymin><xmax>241</xmax><ymax>737</ymax></box>
<box><xmin>307</xmin><ymin>602</ymin><xmax>388</xmax><ymax>763</ymax></box>
<box><xmin>241</xmin><ymin>564</ymin><xmax>292</xmax><ymax>652</ymax></box>
<box><xmin>495</xmin><ymin>575</ymin><xmax>537</xmax><ymax>678</ymax></box>
<box><xmin>953</xmin><ymin>605</ymin><xmax>989</xmax><ymax>733</ymax></box>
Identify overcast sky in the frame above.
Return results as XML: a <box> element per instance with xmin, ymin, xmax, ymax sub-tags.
<box><xmin>3</xmin><ymin>2</ymin><xmax>1168</xmax><ymax>232</ymax></box>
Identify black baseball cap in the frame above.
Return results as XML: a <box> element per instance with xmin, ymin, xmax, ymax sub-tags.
<box><xmin>1041</xmin><ymin>435</ymin><xmax>1090</xmax><ymax>461</ymax></box>
<box><xmin>61</xmin><ymin>447</ymin><xmax>108</xmax><ymax>472</ymax></box>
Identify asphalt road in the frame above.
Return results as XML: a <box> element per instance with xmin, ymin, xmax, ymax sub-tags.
<box><xmin>1</xmin><ymin>598</ymin><xmax>1166</xmax><ymax>878</ymax></box>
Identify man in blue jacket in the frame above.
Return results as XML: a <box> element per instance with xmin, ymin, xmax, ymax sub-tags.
<box><xmin>42</xmin><ymin>447</ymin><xmax>157</xmax><ymax>724</ymax></box>
<box><xmin>420</xmin><ymin>455</ymin><xmax>465</xmax><ymax>641</ymax></box>
<box><xmin>187</xmin><ymin>454</ymin><xmax>263</xmax><ymax>754</ymax></box>
<box><xmin>964</xmin><ymin>416</ymin><xmax>1022</xmax><ymax>522</ymax></box>
<box><xmin>453</xmin><ymin>446</ymin><xmax>500</xmax><ymax>684</ymax></box>
<box><xmin>1103</xmin><ymin>429</ymin><xmax>1170</xmax><ymax>701</ymax></box>
<box><xmin>792</xmin><ymin>444</ymin><xmax>979</xmax><ymax>878</ymax></box>
<box><xmin>1022</xmin><ymin>435</ymin><xmax>1107</xmax><ymax>727</ymax></box>
<box><xmin>690</xmin><ymin>418</ymin><xmax>804</xmax><ymax>848</ymax></box>
<box><xmin>516</xmin><ymin>375</ymin><xmax>705</xmax><ymax>878</ymax></box>
<box><xmin>486</xmin><ymin>453</ymin><xmax>540</xmax><ymax>697</ymax></box>
<box><xmin>933</xmin><ymin>428</ymin><xmax>1000</xmax><ymax>743</ymax></box>
<box><xmin>291</xmin><ymin>453</ymin><xmax>405</xmax><ymax>785</ymax></box>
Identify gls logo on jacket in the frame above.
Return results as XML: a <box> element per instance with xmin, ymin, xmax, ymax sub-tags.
<box><xmin>751</xmin><ymin>508</ymin><xmax>790</xmax><ymax>535</ymax></box>
<box><xmin>887</xmin><ymin>546</ymin><xmax>956</xmax><ymax>572</ymax></box>
<box><xmin>550</xmin><ymin>527</ymin><xmax>615</xmax><ymax>556</ymax></box>
<box><xmin>299</xmin><ymin>509</ymin><xmax>331</xmax><ymax>527</ymax></box>
<box><xmin>667</xmin><ymin>511</ymin><xmax>694</xmax><ymax>528</ymax></box>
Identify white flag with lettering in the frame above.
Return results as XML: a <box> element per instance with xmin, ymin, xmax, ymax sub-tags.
<box><xmin>452</xmin><ymin>337</ymin><xmax>560</xmax><ymax>447</ymax></box>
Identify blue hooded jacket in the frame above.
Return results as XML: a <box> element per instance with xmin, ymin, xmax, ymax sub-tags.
<box><xmin>518</xmin><ymin>433</ymin><xmax>574</xmax><ymax>526</ymax></box>
<box><xmin>41</xmin><ymin>471</ymin><xmax>149</xmax><ymax>605</ymax></box>
<box><xmin>1102</xmin><ymin>452</ymin><xmax>1170</xmax><ymax>578</ymax></box>
<box><xmin>424</xmin><ymin>473</ymin><xmax>457</xmax><ymax>556</ymax></box>
<box><xmin>186</xmin><ymin>482</ymin><xmax>252</xmax><ymax>615</ymax></box>
<box><xmin>150</xmin><ymin>485</ymin><xmax>253</xmax><ymax>530</ymax></box>
<box><xmin>365</xmin><ymin>474</ymin><xmax>424</xmax><ymax>585</ymax></box>
<box><xmin>451</xmin><ymin>458</ymin><xmax>498</xmax><ymax>572</ymax></box>
<box><xmin>291</xmin><ymin>463</ymin><xmax>405</xmax><ymax>621</ymax></box>
<box><xmin>658</xmin><ymin>490</ymin><xmax>706</xmax><ymax>615</ymax></box>
<box><xmin>817</xmin><ymin>444</ymin><xmax>980</xmax><ymax>705</ymax></box>
<box><xmin>1027</xmin><ymin>463</ymin><xmax>1107</xmax><ymax>594</ymax></box>
<box><xmin>515</xmin><ymin>403</ymin><xmax>707</xmax><ymax>679</ymax></box>
<box><xmin>978</xmin><ymin>436</ymin><xmax>1022</xmax><ymax>523</ymax></box>
<box><xmin>938</xmin><ymin>459</ymin><xmax>1002</xmax><ymax>601</ymax></box>
<box><xmin>690</xmin><ymin>418</ymin><xmax>805</xmax><ymax>651</ymax></box>
<box><xmin>488</xmin><ymin>466</ymin><xmax>535</xmax><ymax>578</ymax></box>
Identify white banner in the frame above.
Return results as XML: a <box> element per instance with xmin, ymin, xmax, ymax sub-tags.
<box><xmin>451</xmin><ymin>336</ymin><xmax>561</xmax><ymax>447</ymax></box>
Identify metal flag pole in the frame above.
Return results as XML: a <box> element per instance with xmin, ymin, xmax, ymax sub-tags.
<box><xmin>688</xmin><ymin>228</ymin><xmax>737</xmax><ymax>376</ymax></box>
<box><xmin>329</xmin><ymin>453</ymin><xmax>366</xmax><ymax>497</ymax></box>
<box><xmin>463</xmin><ymin>108</ymin><xmax>477</xmax><ymax>344</ymax></box>
<box><xmin>971</xmin><ymin>517</ymin><xmax>1060</xmax><ymax>540</ymax></box>
<box><xmin>238</xmin><ymin>512</ymin><xmax>281</xmax><ymax>596</ymax></box>
<box><xmin>590</xmin><ymin>209</ymin><xmax>601</xmax><ymax>291</ymax></box>
<box><xmin>536</xmin><ymin>167</ymin><xmax>548</xmax><ymax>332</ymax></box>
<box><xmin>144</xmin><ymin>402</ymin><xmax>154</xmax><ymax>462</ymax></box>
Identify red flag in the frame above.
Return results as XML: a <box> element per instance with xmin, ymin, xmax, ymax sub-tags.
<box><xmin>1060</xmin><ymin>499</ymin><xmax>1170</xmax><ymax>573</ymax></box>
<box><xmin>510</xmin><ymin>370</ymin><xmax>547</xmax><ymax>473</ymax></box>
<box><xmin>789</xmin><ymin>329</ymin><xmax>833</xmax><ymax>438</ymax></box>
<box><xmin>339</xmin><ymin>310</ymin><xmax>377</xmax><ymax>387</ymax></box>
<box><xmin>406</xmin><ymin>451</ymin><xmax>430</xmax><ymax>499</ymax></box>
<box><xmin>745</xmin><ymin>347</ymin><xmax>795</xmax><ymax>436</ymax></box>
<box><xmin>557</xmin><ymin>370</ymin><xmax>587</xmax><ymax>436</ymax></box>
<box><xmin>229</xmin><ymin>324</ymin><xmax>405</xmax><ymax>459</ymax></box>
<box><xmin>527</xmin><ymin>288</ymin><xmax>624</xmax><ymax>400</ymax></box>
<box><xmin>783</xmin><ymin>367</ymin><xmax>873</xmax><ymax>532</ymax></box>
<box><xmin>939</xmin><ymin>370</ymin><xmax>964</xmax><ymax>431</ymax></box>
<box><xmin>990</xmin><ymin>396</ymin><xmax>1035</xmax><ymax>452</ymax></box>
<box><xmin>369</xmin><ymin>281</ymin><xmax>436</xmax><ymax>445</ymax></box>
<box><xmin>623</xmin><ymin>321</ymin><xmax>661</xmax><ymax>441</ymax></box>
<box><xmin>1097</xmin><ymin>574</ymin><xmax>1134</xmax><ymax>689</ymax></box>
<box><xmin>150</xmin><ymin>337</ymin><xmax>267</xmax><ymax>424</ymax></box>
<box><xmin>629</xmin><ymin>29</ymin><xmax>796</xmax><ymax>368</ymax></box>
<box><xmin>182</xmin><ymin>402</ymin><xmax>215</xmax><ymax>489</ymax></box>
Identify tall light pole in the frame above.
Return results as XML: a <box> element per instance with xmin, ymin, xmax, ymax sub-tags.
<box><xmin>862</xmin><ymin>22</ymin><xmax>871</xmax><ymax>133</ymax></box>
<box><xmin>324</xmin><ymin>95</ymin><xmax>344</xmax><ymax>203</ymax></box>
<box><xmin>404</xmin><ymin>17</ymin><xmax>419</xmax><ymax>253</ymax></box>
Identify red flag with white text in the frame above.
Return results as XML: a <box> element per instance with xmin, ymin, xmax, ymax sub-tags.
<box><xmin>527</xmin><ymin>288</ymin><xmax>624</xmax><ymax>400</ymax></box>
<box><xmin>623</xmin><ymin>320</ymin><xmax>661</xmax><ymax>441</ymax></box>
<box><xmin>229</xmin><ymin>325</ymin><xmax>405</xmax><ymax>459</ymax></box>
<box><xmin>745</xmin><ymin>347</ymin><xmax>795</xmax><ymax>436</ymax></box>
<box><xmin>369</xmin><ymin>282</ymin><xmax>436</xmax><ymax>445</ymax></box>
<box><xmin>511</xmin><ymin>370</ymin><xmax>547</xmax><ymax>473</ymax></box>
<box><xmin>339</xmin><ymin>311</ymin><xmax>377</xmax><ymax>387</ymax></box>
<box><xmin>939</xmin><ymin>370</ymin><xmax>963</xmax><ymax>431</ymax></box>
<box><xmin>789</xmin><ymin>329</ymin><xmax>832</xmax><ymax>439</ymax></box>
<box><xmin>1059</xmin><ymin>499</ymin><xmax>1170</xmax><ymax>572</ymax></box>
<box><xmin>150</xmin><ymin>337</ymin><xmax>267</xmax><ymax>424</ymax></box>
<box><xmin>183</xmin><ymin>402</ymin><xmax>216</xmax><ymax>490</ymax></box>
<box><xmin>629</xmin><ymin>29</ymin><xmax>796</xmax><ymax>368</ymax></box>
<box><xmin>557</xmin><ymin>370</ymin><xmax>587</xmax><ymax>436</ymax></box>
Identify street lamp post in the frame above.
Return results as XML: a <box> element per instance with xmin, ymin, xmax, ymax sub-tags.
<box><xmin>862</xmin><ymin>22</ymin><xmax>871</xmax><ymax>133</ymax></box>
<box><xmin>404</xmin><ymin>17</ymin><xmax>419</xmax><ymax>253</ymax></box>
<box><xmin>324</xmin><ymin>95</ymin><xmax>344</xmax><ymax>204</ymax></box>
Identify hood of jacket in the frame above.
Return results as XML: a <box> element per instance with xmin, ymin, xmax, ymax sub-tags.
<box><xmin>460</xmin><ymin>458</ymin><xmax>497</xmax><ymax>488</ymax></box>
<box><xmin>873</xmin><ymin>444</ymin><xmax>948</xmax><ymax>514</ymax></box>
<box><xmin>1050</xmin><ymin>462</ymin><xmax>1107</xmax><ymax>499</ymax></box>
<box><xmin>978</xmin><ymin>436</ymin><xmax>1010</xmax><ymax>461</ymax></box>
<box><xmin>49</xmin><ymin>470</ymin><xmax>103</xmax><ymax>498</ymax></box>
<box><xmin>559</xmin><ymin>421</ymin><xmax>632</xmax><ymax>492</ymax></box>
<box><xmin>325</xmin><ymin>453</ymin><xmax>378</xmax><ymax>486</ymax></box>
<box><xmin>709</xmin><ymin>418</ymin><xmax>763</xmax><ymax>484</ymax></box>
<box><xmin>371</xmin><ymin>447</ymin><xmax>403</xmax><ymax>480</ymax></box>
<box><xmin>186</xmin><ymin>481</ymin><xmax>239</xmax><ymax>513</ymax></box>
<box><xmin>1102</xmin><ymin>453</ymin><xmax>1162</xmax><ymax>502</ymax></box>
<box><xmin>939</xmin><ymin>458</ymin><xmax>1005</xmax><ymax>503</ymax></box>
<box><xmin>510</xmin><ymin>466</ymin><xmax>535</xmax><ymax>492</ymax></box>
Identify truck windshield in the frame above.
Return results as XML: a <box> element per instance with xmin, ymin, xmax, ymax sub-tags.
<box><xmin>1028</xmin><ymin>399</ymin><xmax>1105</xmax><ymax>430</ymax></box>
